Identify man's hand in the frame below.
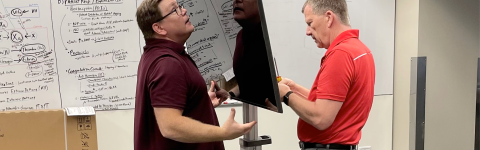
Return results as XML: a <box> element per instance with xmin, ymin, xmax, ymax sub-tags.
<box><xmin>279</xmin><ymin>77</ymin><xmax>309</xmax><ymax>98</ymax></box>
<box><xmin>154</xmin><ymin>107</ymin><xmax>256</xmax><ymax>143</ymax></box>
<box><xmin>263</xmin><ymin>83</ymin><xmax>291</xmax><ymax>111</ymax></box>
<box><xmin>279</xmin><ymin>78</ymin><xmax>297</xmax><ymax>92</ymax></box>
<box><xmin>278</xmin><ymin>83</ymin><xmax>291</xmax><ymax>102</ymax></box>
<box><xmin>265</xmin><ymin>98</ymin><xmax>278</xmax><ymax>112</ymax></box>
<box><xmin>208</xmin><ymin>80</ymin><xmax>229</xmax><ymax>107</ymax></box>
<box><xmin>221</xmin><ymin>108</ymin><xmax>257</xmax><ymax>140</ymax></box>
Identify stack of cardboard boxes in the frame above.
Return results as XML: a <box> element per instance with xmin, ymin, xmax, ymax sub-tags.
<box><xmin>0</xmin><ymin>108</ymin><xmax>98</xmax><ymax>150</ymax></box>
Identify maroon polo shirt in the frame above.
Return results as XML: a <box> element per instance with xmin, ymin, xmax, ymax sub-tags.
<box><xmin>134</xmin><ymin>38</ymin><xmax>225</xmax><ymax>150</ymax></box>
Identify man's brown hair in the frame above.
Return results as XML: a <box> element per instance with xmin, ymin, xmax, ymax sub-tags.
<box><xmin>302</xmin><ymin>0</ymin><xmax>350</xmax><ymax>25</ymax></box>
<box><xmin>136</xmin><ymin>0</ymin><xmax>163</xmax><ymax>39</ymax></box>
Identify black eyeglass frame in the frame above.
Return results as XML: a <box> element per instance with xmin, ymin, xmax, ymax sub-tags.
<box><xmin>156</xmin><ymin>5</ymin><xmax>184</xmax><ymax>22</ymax></box>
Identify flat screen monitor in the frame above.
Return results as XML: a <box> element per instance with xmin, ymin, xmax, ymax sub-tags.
<box><xmin>183</xmin><ymin>0</ymin><xmax>282</xmax><ymax>113</ymax></box>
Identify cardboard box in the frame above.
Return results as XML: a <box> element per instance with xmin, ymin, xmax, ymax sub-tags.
<box><xmin>0</xmin><ymin>108</ymin><xmax>98</xmax><ymax>150</ymax></box>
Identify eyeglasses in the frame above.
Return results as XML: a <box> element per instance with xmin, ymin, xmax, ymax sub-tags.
<box><xmin>156</xmin><ymin>5</ymin><xmax>184</xmax><ymax>22</ymax></box>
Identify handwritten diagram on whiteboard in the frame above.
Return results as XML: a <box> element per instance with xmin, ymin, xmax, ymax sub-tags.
<box><xmin>0</xmin><ymin>0</ymin><xmax>142</xmax><ymax>111</ymax></box>
<box><xmin>0</xmin><ymin>0</ymin><xmax>245</xmax><ymax>111</ymax></box>
<box><xmin>0</xmin><ymin>1</ymin><xmax>61</xmax><ymax>111</ymax></box>
<box><xmin>52</xmin><ymin>0</ymin><xmax>141</xmax><ymax>110</ymax></box>
<box><xmin>183</xmin><ymin>0</ymin><xmax>240</xmax><ymax>85</ymax></box>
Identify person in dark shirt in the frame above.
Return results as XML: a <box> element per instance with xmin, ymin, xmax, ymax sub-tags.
<box><xmin>229</xmin><ymin>0</ymin><xmax>278</xmax><ymax>110</ymax></box>
<box><xmin>134</xmin><ymin>0</ymin><xmax>257</xmax><ymax>149</ymax></box>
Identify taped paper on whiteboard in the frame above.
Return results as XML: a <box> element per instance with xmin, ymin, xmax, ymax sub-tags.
<box><xmin>222</xmin><ymin>68</ymin><xmax>235</xmax><ymax>81</ymax></box>
<box><xmin>65</xmin><ymin>106</ymin><xmax>96</xmax><ymax>116</ymax></box>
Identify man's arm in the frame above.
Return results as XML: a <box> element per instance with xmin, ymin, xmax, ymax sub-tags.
<box><xmin>154</xmin><ymin>108</ymin><xmax>225</xmax><ymax>143</ymax></box>
<box><xmin>291</xmin><ymin>84</ymin><xmax>310</xmax><ymax>99</ymax></box>
<box><xmin>155</xmin><ymin>107</ymin><xmax>256</xmax><ymax>143</ymax></box>
<box><xmin>279</xmin><ymin>78</ymin><xmax>310</xmax><ymax>99</ymax></box>
<box><xmin>280</xmin><ymin>50</ymin><xmax>353</xmax><ymax>130</ymax></box>
<box><xmin>287</xmin><ymin>94</ymin><xmax>343</xmax><ymax>130</ymax></box>
<box><xmin>149</xmin><ymin>57</ymin><xmax>255</xmax><ymax>143</ymax></box>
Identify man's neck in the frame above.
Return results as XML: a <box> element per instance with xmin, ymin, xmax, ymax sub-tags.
<box><xmin>329</xmin><ymin>24</ymin><xmax>351</xmax><ymax>46</ymax></box>
<box><xmin>242</xmin><ymin>22</ymin><xmax>262</xmax><ymax>31</ymax></box>
<box><xmin>153</xmin><ymin>35</ymin><xmax>187</xmax><ymax>45</ymax></box>
<box><xmin>237</xmin><ymin>18</ymin><xmax>261</xmax><ymax>29</ymax></box>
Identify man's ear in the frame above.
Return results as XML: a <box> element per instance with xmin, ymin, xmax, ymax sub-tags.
<box><xmin>152</xmin><ymin>22</ymin><xmax>167</xmax><ymax>36</ymax></box>
<box><xmin>325</xmin><ymin>10</ymin><xmax>334</xmax><ymax>28</ymax></box>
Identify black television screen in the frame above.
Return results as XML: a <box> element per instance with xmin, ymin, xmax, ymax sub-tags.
<box><xmin>184</xmin><ymin>0</ymin><xmax>282</xmax><ymax>113</ymax></box>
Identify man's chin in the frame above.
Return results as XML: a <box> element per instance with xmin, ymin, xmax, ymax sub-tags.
<box><xmin>316</xmin><ymin>43</ymin><xmax>324</xmax><ymax>49</ymax></box>
<box><xmin>187</xmin><ymin>26</ymin><xmax>194</xmax><ymax>33</ymax></box>
<box><xmin>233</xmin><ymin>14</ymin><xmax>246</xmax><ymax>21</ymax></box>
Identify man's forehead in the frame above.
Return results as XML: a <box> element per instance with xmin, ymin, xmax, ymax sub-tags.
<box><xmin>303</xmin><ymin>6</ymin><xmax>313</xmax><ymax>20</ymax></box>
<box><xmin>159</xmin><ymin>0</ymin><xmax>177</xmax><ymax>8</ymax></box>
<box><xmin>303</xmin><ymin>4</ymin><xmax>313</xmax><ymax>15</ymax></box>
<box><xmin>168</xmin><ymin>1</ymin><xmax>177</xmax><ymax>7</ymax></box>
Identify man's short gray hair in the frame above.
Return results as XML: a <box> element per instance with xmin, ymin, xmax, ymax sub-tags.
<box><xmin>302</xmin><ymin>0</ymin><xmax>350</xmax><ymax>25</ymax></box>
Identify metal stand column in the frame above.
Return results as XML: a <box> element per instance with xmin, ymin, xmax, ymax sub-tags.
<box><xmin>240</xmin><ymin>103</ymin><xmax>272</xmax><ymax>150</ymax></box>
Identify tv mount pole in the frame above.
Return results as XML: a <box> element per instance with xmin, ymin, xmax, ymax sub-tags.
<box><xmin>240</xmin><ymin>103</ymin><xmax>272</xmax><ymax>150</ymax></box>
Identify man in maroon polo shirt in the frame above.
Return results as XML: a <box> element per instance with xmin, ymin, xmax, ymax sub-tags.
<box><xmin>134</xmin><ymin>0</ymin><xmax>256</xmax><ymax>149</ymax></box>
<box><xmin>276</xmin><ymin>0</ymin><xmax>375</xmax><ymax>150</ymax></box>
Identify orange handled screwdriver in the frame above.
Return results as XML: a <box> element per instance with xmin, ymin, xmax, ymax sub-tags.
<box><xmin>274</xmin><ymin>58</ymin><xmax>281</xmax><ymax>82</ymax></box>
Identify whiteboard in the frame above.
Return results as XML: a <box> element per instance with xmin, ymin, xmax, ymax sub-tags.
<box><xmin>0</xmin><ymin>1</ymin><xmax>62</xmax><ymax>111</ymax></box>
<box><xmin>0</xmin><ymin>0</ymin><xmax>141</xmax><ymax>111</ymax></box>
<box><xmin>0</xmin><ymin>0</ymin><xmax>394</xmax><ymax>112</ymax></box>
<box><xmin>262</xmin><ymin>0</ymin><xmax>395</xmax><ymax>95</ymax></box>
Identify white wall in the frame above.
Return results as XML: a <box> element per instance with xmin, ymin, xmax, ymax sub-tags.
<box><xmin>263</xmin><ymin>0</ymin><xmax>395</xmax><ymax>96</ymax></box>
<box><xmin>392</xmin><ymin>0</ymin><xmax>419</xmax><ymax>150</ymax></box>
<box><xmin>418</xmin><ymin>0</ymin><xmax>479</xmax><ymax>149</ymax></box>
<box><xmin>96</xmin><ymin>95</ymin><xmax>392</xmax><ymax>150</ymax></box>
<box><xmin>96</xmin><ymin>109</ymin><xmax>134</xmax><ymax>150</ymax></box>
<box><xmin>393</xmin><ymin>0</ymin><xmax>480</xmax><ymax>149</ymax></box>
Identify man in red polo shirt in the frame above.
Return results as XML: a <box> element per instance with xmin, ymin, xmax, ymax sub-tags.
<box><xmin>134</xmin><ymin>0</ymin><xmax>256</xmax><ymax>149</ymax></box>
<box><xmin>276</xmin><ymin>0</ymin><xmax>375</xmax><ymax>149</ymax></box>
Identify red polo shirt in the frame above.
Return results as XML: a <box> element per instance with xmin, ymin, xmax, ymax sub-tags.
<box><xmin>298</xmin><ymin>29</ymin><xmax>375</xmax><ymax>145</ymax></box>
<box><xmin>134</xmin><ymin>39</ymin><xmax>224</xmax><ymax>150</ymax></box>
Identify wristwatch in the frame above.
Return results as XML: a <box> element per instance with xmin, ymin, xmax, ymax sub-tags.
<box><xmin>229</xmin><ymin>91</ymin><xmax>236</xmax><ymax>98</ymax></box>
<box><xmin>283</xmin><ymin>91</ymin><xmax>293</xmax><ymax>106</ymax></box>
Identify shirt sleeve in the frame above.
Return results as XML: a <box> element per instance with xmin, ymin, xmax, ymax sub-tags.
<box><xmin>316</xmin><ymin>50</ymin><xmax>354</xmax><ymax>102</ymax></box>
<box><xmin>148</xmin><ymin>56</ymin><xmax>188</xmax><ymax>109</ymax></box>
